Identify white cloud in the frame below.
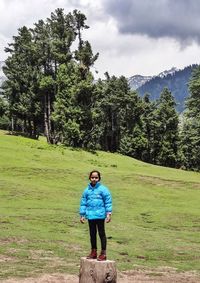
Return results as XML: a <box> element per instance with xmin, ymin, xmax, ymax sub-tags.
<box><xmin>0</xmin><ymin>0</ymin><xmax>75</xmax><ymax>37</ymax></box>
<box><xmin>84</xmin><ymin>17</ymin><xmax>200</xmax><ymax>78</ymax></box>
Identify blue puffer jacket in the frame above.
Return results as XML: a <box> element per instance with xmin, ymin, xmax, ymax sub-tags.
<box><xmin>80</xmin><ymin>182</ymin><xmax>112</xmax><ymax>220</ymax></box>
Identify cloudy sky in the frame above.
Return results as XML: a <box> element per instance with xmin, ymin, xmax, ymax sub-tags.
<box><xmin>0</xmin><ymin>0</ymin><xmax>200</xmax><ymax>79</ymax></box>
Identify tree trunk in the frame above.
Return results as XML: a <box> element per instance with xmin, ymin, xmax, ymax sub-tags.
<box><xmin>44</xmin><ymin>93</ymin><xmax>52</xmax><ymax>143</ymax></box>
<box><xmin>79</xmin><ymin>257</ymin><xmax>117</xmax><ymax>283</ymax></box>
<box><xmin>44</xmin><ymin>94</ymin><xmax>49</xmax><ymax>141</ymax></box>
<box><xmin>47</xmin><ymin>93</ymin><xmax>51</xmax><ymax>139</ymax></box>
<box><xmin>28</xmin><ymin>119</ymin><xmax>32</xmax><ymax>137</ymax></box>
<box><xmin>33</xmin><ymin>118</ymin><xmax>39</xmax><ymax>139</ymax></box>
<box><xmin>11</xmin><ymin>116</ymin><xmax>14</xmax><ymax>133</ymax></box>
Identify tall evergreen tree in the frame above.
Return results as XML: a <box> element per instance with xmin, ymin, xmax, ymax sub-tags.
<box><xmin>3</xmin><ymin>26</ymin><xmax>42</xmax><ymax>138</ymax></box>
<box><xmin>93</xmin><ymin>75</ymin><xmax>142</xmax><ymax>154</ymax></box>
<box><xmin>33</xmin><ymin>9</ymin><xmax>76</xmax><ymax>143</ymax></box>
<box><xmin>73</xmin><ymin>10</ymin><xmax>99</xmax><ymax>79</ymax></box>
<box><xmin>52</xmin><ymin>61</ymin><xmax>94</xmax><ymax>147</ymax></box>
<box><xmin>118</xmin><ymin>80</ymin><xmax>144</xmax><ymax>158</ymax></box>
<box><xmin>180</xmin><ymin>66</ymin><xmax>200</xmax><ymax>170</ymax></box>
<box><xmin>140</xmin><ymin>94</ymin><xmax>157</xmax><ymax>163</ymax></box>
<box><xmin>153</xmin><ymin>87</ymin><xmax>179</xmax><ymax>167</ymax></box>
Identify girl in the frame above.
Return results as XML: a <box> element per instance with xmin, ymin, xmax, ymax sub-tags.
<box><xmin>79</xmin><ymin>170</ymin><xmax>112</xmax><ymax>261</ymax></box>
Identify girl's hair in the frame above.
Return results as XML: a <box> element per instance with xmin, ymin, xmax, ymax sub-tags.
<box><xmin>89</xmin><ymin>170</ymin><xmax>101</xmax><ymax>180</ymax></box>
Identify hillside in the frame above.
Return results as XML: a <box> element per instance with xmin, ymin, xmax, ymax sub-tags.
<box><xmin>0</xmin><ymin>131</ymin><xmax>200</xmax><ymax>281</ymax></box>
<box><xmin>136</xmin><ymin>65</ymin><xmax>198</xmax><ymax>112</ymax></box>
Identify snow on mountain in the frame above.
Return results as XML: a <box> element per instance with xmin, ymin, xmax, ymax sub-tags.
<box><xmin>128</xmin><ymin>67</ymin><xmax>180</xmax><ymax>90</ymax></box>
<box><xmin>128</xmin><ymin>74</ymin><xmax>152</xmax><ymax>90</ymax></box>
<box><xmin>157</xmin><ymin>67</ymin><xmax>179</xmax><ymax>78</ymax></box>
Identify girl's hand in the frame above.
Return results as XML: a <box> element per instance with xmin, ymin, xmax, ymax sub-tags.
<box><xmin>106</xmin><ymin>214</ymin><xmax>111</xmax><ymax>223</ymax></box>
<box><xmin>80</xmin><ymin>216</ymin><xmax>85</xmax><ymax>224</ymax></box>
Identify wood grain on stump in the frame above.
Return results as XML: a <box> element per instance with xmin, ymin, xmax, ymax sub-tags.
<box><xmin>79</xmin><ymin>257</ymin><xmax>117</xmax><ymax>283</ymax></box>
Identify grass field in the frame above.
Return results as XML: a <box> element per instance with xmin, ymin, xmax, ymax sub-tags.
<box><xmin>0</xmin><ymin>130</ymin><xmax>200</xmax><ymax>279</ymax></box>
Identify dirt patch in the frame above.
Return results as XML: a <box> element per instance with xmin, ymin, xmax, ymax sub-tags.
<box><xmin>137</xmin><ymin>175</ymin><xmax>200</xmax><ymax>190</ymax></box>
<box><xmin>0</xmin><ymin>238</ymin><xmax>29</xmax><ymax>245</ymax></box>
<box><xmin>0</xmin><ymin>274</ymin><xmax>77</xmax><ymax>283</ymax></box>
<box><xmin>1</xmin><ymin>267</ymin><xmax>200</xmax><ymax>283</ymax></box>
<box><xmin>0</xmin><ymin>255</ymin><xmax>17</xmax><ymax>263</ymax></box>
<box><xmin>118</xmin><ymin>267</ymin><xmax>200</xmax><ymax>283</ymax></box>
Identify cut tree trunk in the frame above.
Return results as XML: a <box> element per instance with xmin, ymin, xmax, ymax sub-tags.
<box><xmin>79</xmin><ymin>257</ymin><xmax>117</xmax><ymax>283</ymax></box>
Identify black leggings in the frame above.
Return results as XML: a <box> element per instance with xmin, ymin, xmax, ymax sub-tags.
<box><xmin>88</xmin><ymin>219</ymin><xmax>107</xmax><ymax>251</ymax></box>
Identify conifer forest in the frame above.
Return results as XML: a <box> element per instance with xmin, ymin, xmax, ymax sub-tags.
<box><xmin>0</xmin><ymin>9</ymin><xmax>200</xmax><ymax>171</ymax></box>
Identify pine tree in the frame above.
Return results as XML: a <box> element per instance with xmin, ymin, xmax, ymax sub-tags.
<box><xmin>93</xmin><ymin>75</ymin><xmax>142</xmax><ymax>154</ymax></box>
<box><xmin>140</xmin><ymin>94</ymin><xmax>157</xmax><ymax>163</ymax></box>
<box><xmin>153</xmin><ymin>87</ymin><xmax>179</xmax><ymax>167</ymax></box>
<box><xmin>3</xmin><ymin>26</ymin><xmax>42</xmax><ymax>138</ymax></box>
<box><xmin>33</xmin><ymin>10</ymin><xmax>76</xmax><ymax>143</ymax></box>
<box><xmin>118</xmin><ymin>82</ymin><xmax>144</xmax><ymax>158</ymax></box>
<box><xmin>52</xmin><ymin>62</ymin><xmax>94</xmax><ymax>147</ymax></box>
<box><xmin>73</xmin><ymin>10</ymin><xmax>99</xmax><ymax>79</ymax></box>
<box><xmin>180</xmin><ymin>66</ymin><xmax>200</xmax><ymax>170</ymax></box>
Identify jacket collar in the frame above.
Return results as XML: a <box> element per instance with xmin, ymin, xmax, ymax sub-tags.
<box><xmin>88</xmin><ymin>182</ymin><xmax>101</xmax><ymax>190</ymax></box>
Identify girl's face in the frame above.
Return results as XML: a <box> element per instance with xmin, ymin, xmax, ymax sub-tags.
<box><xmin>90</xmin><ymin>172</ymin><xmax>100</xmax><ymax>186</ymax></box>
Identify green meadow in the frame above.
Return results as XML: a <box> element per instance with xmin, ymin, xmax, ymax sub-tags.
<box><xmin>0</xmin><ymin>130</ymin><xmax>200</xmax><ymax>279</ymax></box>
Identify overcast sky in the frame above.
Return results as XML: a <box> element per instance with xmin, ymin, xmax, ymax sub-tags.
<box><xmin>0</xmin><ymin>0</ymin><xmax>200</xmax><ymax>79</ymax></box>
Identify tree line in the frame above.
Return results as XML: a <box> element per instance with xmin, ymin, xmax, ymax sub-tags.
<box><xmin>0</xmin><ymin>9</ymin><xmax>199</xmax><ymax>171</ymax></box>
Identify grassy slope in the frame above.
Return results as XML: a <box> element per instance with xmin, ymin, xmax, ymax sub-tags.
<box><xmin>0</xmin><ymin>130</ymin><xmax>200</xmax><ymax>279</ymax></box>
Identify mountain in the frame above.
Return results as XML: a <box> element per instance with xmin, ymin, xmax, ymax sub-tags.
<box><xmin>129</xmin><ymin>65</ymin><xmax>198</xmax><ymax>112</ymax></box>
<box><xmin>128</xmin><ymin>74</ymin><xmax>152</xmax><ymax>90</ymax></box>
<box><xmin>128</xmin><ymin>67</ymin><xmax>179</xmax><ymax>91</ymax></box>
<box><xmin>157</xmin><ymin>67</ymin><xmax>179</xmax><ymax>78</ymax></box>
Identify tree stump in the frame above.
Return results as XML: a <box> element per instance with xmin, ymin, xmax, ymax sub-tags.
<box><xmin>79</xmin><ymin>257</ymin><xmax>117</xmax><ymax>283</ymax></box>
